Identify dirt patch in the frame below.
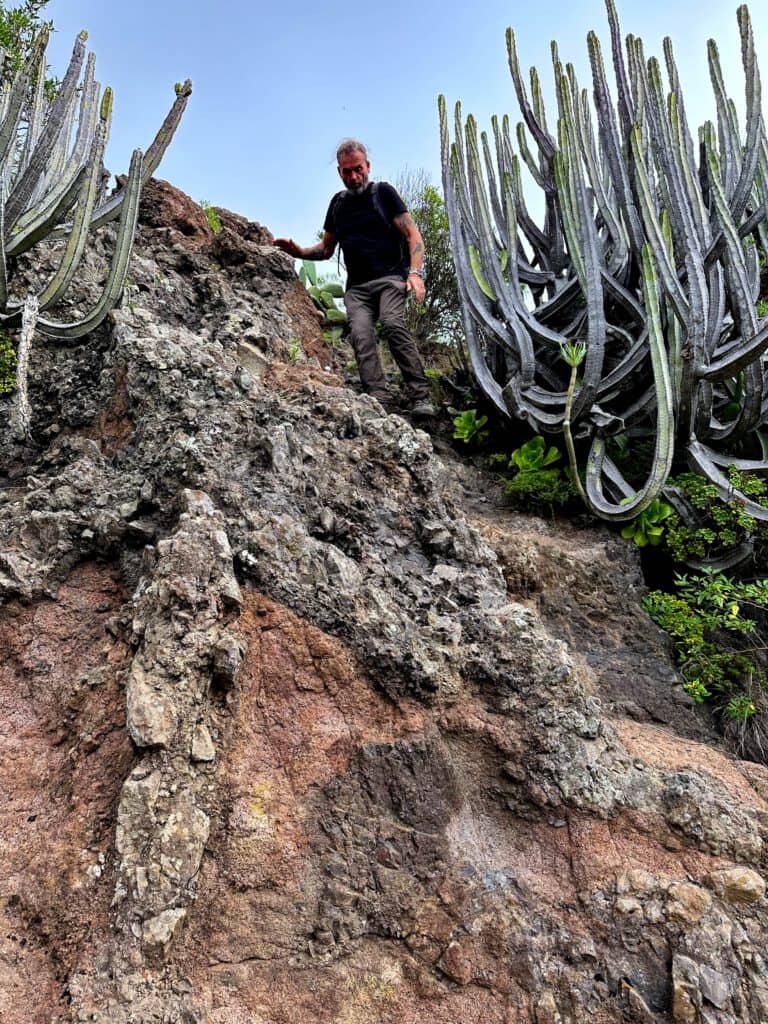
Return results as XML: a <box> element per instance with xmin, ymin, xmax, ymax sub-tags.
<box><xmin>0</xmin><ymin>562</ymin><xmax>132</xmax><ymax>1024</ymax></box>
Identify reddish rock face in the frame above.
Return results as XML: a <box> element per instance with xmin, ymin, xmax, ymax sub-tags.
<box><xmin>2</xmin><ymin>178</ymin><xmax>768</xmax><ymax>1023</ymax></box>
<box><xmin>0</xmin><ymin>563</ymin><xmax>132</xmax><ymax>1024</ymax></box>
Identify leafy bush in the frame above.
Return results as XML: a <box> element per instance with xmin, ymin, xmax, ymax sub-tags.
<box><xmin>395</xmin><ymin>170</ymin><xmax>465</xmax><ymax>371</ymax></box>
<box><xmin>644</xmin><ymin>571</ymin><xmax>768</xmax><ymax>757</ymax></box>
<box><xmin>663</xmin><ymin>469</ymin><xmax>768</xmax><ymax>565</ymax></box>
<box><xmin>489</xmin><ymin>436</ymin><xmax>576</xmax><ymax>510</ymax></box>
<box><xmin>0</xmin><ymin>332</ymin><xmax>16</xmax><ymax>393</ymax></box>
<box><xmin>200</xmin><ymin>200</ymin><xmax>222</xmax><ymax>234</ymax></box>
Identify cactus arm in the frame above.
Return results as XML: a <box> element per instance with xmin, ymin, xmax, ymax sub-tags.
<box><xmin>11</xmin><ymin>295</ymin><xmax>38</xmax><ymax>438</ymax></box>
<box><xmin>7</xmin><ymin>78</ymin><xmax>99</xmax><ymax>257</ymax></box>
<box><xmin>506</xmin><ymin>28</ymin><xmax>556</xmax><ymax>160</ymax></box>
<box><xmin>583</xmin><ymin>246</ymin><xmax>675</xmax><ymax>520</ymax></box>
<box><xmin>0</xmin><ymin>29</ymin><xmax>48</xmax><ymax>177</ymax></box>
<box><xmin>31</xmin><ymin>93</ymin><xmax>112</xmax><ymax>312</ymax></box>
<box><xmin>5</xmin><ymin>31</ymin><xmax>87</xmax><ymax>235</ymax></box>
<box><xmin>515</xmin><ymin>121</ymin><xmax>546</xmax><ymax>191</ymax></box>
<box><xmin>52</xmin><ymin>79</ymin><xmax>193</xmax><ymax>238</ymax></box>
<box><xmin>36</xmin><ymin>148</ymin><xmax>142</xmax><ymax>340</ymax></box>
<box><xmin>604</xmin><ymin>0</ymin><xmax>635</xmax><ymax>141</ymax></box>
<box><xmin>702</xmin><ymin>124</ymin><xmax>760</xmax><ymax>370</ymax></box>
<box><xmin>587</xmin><ymin>31</ymin><xmax>644</xmax><ymax>256</ymax></box>
<box><xmin>708</xmin><ymin>40</ymin><xmax>739</xmax><ymax>199</ymax></box>
<box><xmin>629</xmin><ymin>125</ymin><xmax>690</xmax><ymax>323</ymax></box>
<box><xmin>572</xmin><ymin>80</ymin><xmax>628</xmax><ymax>277</ymax></box>
<box><xmin>18</xmin><ymin>48</ymin><xmax>49</xmax><ymax>178</ymax></box>
<box><xmin>480</xmin><ymin>129</ymin><xmax>507</xmax><ymax>245</ymax></box>
<box><xmin>465</xmin><ymin>123</ymin><xmax>540</xmax><ymax>378</ymax></box>
<box><xmin>0</xmin><ymin>182</ymin><xmax>8</xmax><ymax>309</ymax></box>
<box><xmin>699</xmin><ymin>323</ymin><xmax>768</xmax><ymax>381</ymax></box>
<box><xmin>727</xmin><ymin>6</ymin><xmax>762</xmax><ymax>223</ymax></box>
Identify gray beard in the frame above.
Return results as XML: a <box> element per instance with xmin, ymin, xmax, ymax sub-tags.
<box><xmin>346</xmin><ymin>180</ymin><xmax>369</xmax><ymax>195</ymax></box>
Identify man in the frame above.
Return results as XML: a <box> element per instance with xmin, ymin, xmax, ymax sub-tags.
<box><xmin>275</xmin><ymin>140</ymin><xmax>435</xmax><ymax>416</ymax></box>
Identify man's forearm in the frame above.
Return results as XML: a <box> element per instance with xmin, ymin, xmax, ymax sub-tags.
<box><xmin>408</xmin><ymin>233</ymin><xmax>424</xmax><ymax>272</ymax></box>
<box><xmin>303</xmin><ymin>241</ymin><xmax>331</xmax><ymax>260</ymax></box>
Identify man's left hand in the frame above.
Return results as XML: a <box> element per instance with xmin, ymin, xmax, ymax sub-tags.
<box><xmin>407</xmin><ymin>273</ymin><xmax>426</xmax><ymax>304</ymax></box>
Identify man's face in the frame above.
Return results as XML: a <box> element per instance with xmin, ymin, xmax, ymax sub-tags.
<box><xmin>338</xmin><ymin>150</ymin><xmax>370</xmax><ymax>194</ymax></box>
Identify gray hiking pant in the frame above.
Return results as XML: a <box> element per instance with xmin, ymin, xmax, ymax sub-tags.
<box><xmin>344</xmin><ymin>275</ymin><xmax>430</xmax><ymax>402</ymax></box>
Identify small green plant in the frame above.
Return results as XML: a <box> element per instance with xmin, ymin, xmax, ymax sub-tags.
<box><xmin>0</xmin><ymin>332</ymin><xmax>16</xmax><ymax>394</ymax></box>
<box><xmin>287</xmin><ymin>340</ymin><xmax>302</xmax><ymax>364</ymax></box>
<box><xmin>663</xmin><ymin>469</ymin><xmax>768</xmax><ymax>564</ymax></box>
<box><xmin>644</xmin><ymin>571</ymin><xmax>768</xmax><ymax>716</ymax></box>
<box><xmin>323</xmin><ymin>326</ymin><xmax>344</xmax><ymax>347</ymax></box>
<box><xmin>450</xmin><ymin>407</ymin><xmax>489</xmax><ymax>445</ymax></box>
<box><xmin>621</xmin><ymin>498</ymin><xmax>674</xmax><ymax>547</ymax></box>
<box><xmin>489</xmin><ymin>435</ymin><xmax>577</xmax><ymax>510</ymax></box>
<box><xmin>200</xmin><ymin>200</ymin><xmax>222</xmax><ymax>234</ymax></box>
<box><xmin>727</xmin><ymin>694</ymin><xmax>757</xmax><ymax>722</ymax></box>
<box><xmin>757</xmin><ymin>298</ymin><xmax>768</xmax><ymax>319</ymax></box>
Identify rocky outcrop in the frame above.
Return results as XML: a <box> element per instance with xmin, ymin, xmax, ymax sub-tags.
<box><xmin>1</xmin><ymin>180</ymin><xmax>767</xmax><ymax>1023</ymax></box>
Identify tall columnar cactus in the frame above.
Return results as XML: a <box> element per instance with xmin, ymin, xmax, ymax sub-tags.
<box><xmin>0</xmin><ymin>28</ymin><xmax>191</xmax><ymax>436</ymax></box>
<box><xmin>440</xmin><ymin>2</ymin><xmax>768</xmax><ymax>524</ymax></box>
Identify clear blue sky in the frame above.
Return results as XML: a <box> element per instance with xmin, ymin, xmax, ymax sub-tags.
<box><xmin>45</xmin><ymin>0</ymin><xmax>766</xmax><ymax>245</ymax></box>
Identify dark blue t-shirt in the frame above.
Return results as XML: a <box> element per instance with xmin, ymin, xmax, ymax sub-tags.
<box><xmin>323</xmin><ymin>181</ymin><xmax>408</xmax><ymax>288</ymax></box>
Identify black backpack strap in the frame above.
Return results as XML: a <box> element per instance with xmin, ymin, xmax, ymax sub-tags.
<box><xmin>328</xmin><ymin>190</ymin><xmax>344</xmax><ymax>234</ymax></box>
<box><xmin>370</xmin><ymin>181</ymin><xmax>390</xmax><ymax>228</ymax></box>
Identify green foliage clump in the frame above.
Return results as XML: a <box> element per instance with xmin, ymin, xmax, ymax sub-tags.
<box><xmin>489</xmin><ymin>435</ymin><xmax>576</xmax><ymax>510</ymax></box>
<box><xmin>0</xmin><ymin>331</ymin><xmax>16</xmax><ymax>393</ymax></box>
<box><xmin>200</xmin><ymin>200</ymin><xmax>222</xmax><ymax>234</ymax></box>
<box><xmin>644</xmin><ymin>572</ymin><xmax>768</xmax><ymax>727</ymax></box>
<box><xmin>299</xmin><ymin>260</ymin><xmax>346</xmax><ymax>326</ymax></box>
<box><xmin>621</xmin><ymin>498</ymin><xmax>674</xmax><ymax>548</ymax></box>
<box><xmin>450</xmin><ymin>407</ymin><xmax>488</xmax><ymax>445</ymax></box>
<box><xmin>287</xmin><ymin>340</ymin><xmax>302</xmax><ymax>364</ymax></box>
<box><xmin>0</xmin><ymin>1</ymin><xmax>55</xmax><ymax>92</ymax></box>
<box><xmin>664</xmin><ymin>469</ymin><xmax>768</xmax><ymax>564</ymax></box>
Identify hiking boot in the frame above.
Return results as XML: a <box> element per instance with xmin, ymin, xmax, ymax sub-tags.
<box><xmin>371</xmin><ymin>392</ymin><xmax>398</xmax><ymax>414</ymax></box>
<box><xmin>411</xmin><ymin>398</ymin><xmax>437</xmax><ymax>418</ymax></box>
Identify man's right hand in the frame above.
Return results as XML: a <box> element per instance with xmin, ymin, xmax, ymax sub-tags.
<box><xmin>274</xmin><ymin>238</ymin><xmax>303</xmax><ymax>257</ymax></box>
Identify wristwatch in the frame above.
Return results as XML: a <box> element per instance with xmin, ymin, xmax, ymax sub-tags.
<box><xmin>408</xmin><ymin>268</ymin><xmax>425</xmax><ymax>278</ymax></box>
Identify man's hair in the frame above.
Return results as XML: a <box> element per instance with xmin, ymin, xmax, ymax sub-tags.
<box><xmin>336</xmin><ymin>138</ymin><xmax>369</xmax><ymax>163</ymax></box>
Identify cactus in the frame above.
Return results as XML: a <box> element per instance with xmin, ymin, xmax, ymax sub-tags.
<box><xmin>0</xmin><ymin>28</ymin><xmax>191</xmax><ymax>436</ymax></box>
<box><xmin>439</xmin><ymin>2</ymin><xmax>768</xmax><ymax>526</ymax></box>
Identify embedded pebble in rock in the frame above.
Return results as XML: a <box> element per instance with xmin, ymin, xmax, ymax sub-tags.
<box><xmin>708</xmin><ymin>867</ymin><xmax>767</xmax><ymax>905</ymax></box>
<box><xmin>0</xmin><ymin>179</ymin><xmax>767</xmax><ymax>1023</ymax></box>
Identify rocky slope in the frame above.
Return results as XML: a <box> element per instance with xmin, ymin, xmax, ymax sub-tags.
<box><xmin>1</xmin><ymin>180</ymin><xmax>767</xmax><ymax>1024</ymax></box>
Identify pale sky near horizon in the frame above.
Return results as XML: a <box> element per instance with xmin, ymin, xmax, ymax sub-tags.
<box><xmin>43</xmin><ymin>0</ymin><xmax>767</xmax><ymax>248</ymax></box>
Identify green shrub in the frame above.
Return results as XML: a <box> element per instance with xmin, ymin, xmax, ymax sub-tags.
<box><xmin>450</xmin><ymin>408</ymin><xmax>488</xmax><ymax>445</ymax></box>
<box><xmin>621</xmin><ymin>498</ymin><xmax>674</xmax><ymax>548</ymax></box>
<box><xmin>0</xmin><ymin>332</ymin><xmax>16</xmax><ymax>393</ymax></box>
<box><xmin>200</xmin><ymin>200</ymin><xmax>222</xmax><ymax>234</ymax></box>
<box><xmin>644</xmin><ymin>572</ymin><xmax>768</xmax><ymax>748</ymax></box>
<box><xmin>489</xmin><ymin>435</ymin><xmax>577</xmax><ymax>510</ymax></box>
<box><xmin>663</xmin><ymin>469</ymin><xmax>768</xmax><ymax>564</ymax></box>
